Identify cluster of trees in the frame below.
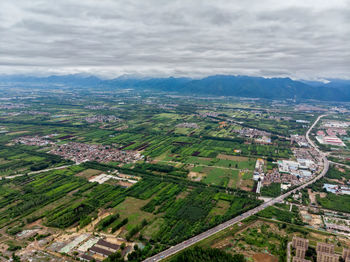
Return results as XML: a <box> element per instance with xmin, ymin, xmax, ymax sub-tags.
<box><xmin>111</xmin><ymin>218</ymin><xmax>128</xmax><ymax>233</ymax></box>
<box><xmin>0</xmin><ymin>171</ymin><xmax>88</xmax><ymax>226</ymax></box>
<box><xmin>326</xmin><ymin>166</ymin><xmax>350</xmax><ymax>180</ymax></box>
<box><xmin>170</xmin><ymin>247</ymin><xmax>245</xmax><ymax>262</ymax></box>
<box><xmin>0</xmin><ymin>144</ymin><xmax>71</xmax><ymax>173</ymax></box>
<box><xmin>238</xmin><ymin>224</ymin><xmax>288</xmax><ymax>261</ymax></box>
<box><xmin>141</xmin><ymin>184</ymin><xmax>182</xmax><ymax>213</ymax></box>
<box><xmin>307</xmin><ymin>178</ymin><xmax>327</xmax><ymax>192</ymax></box>
<box><xmin>135</xmin><ymin>163</ymin><xmax>188</xmax><ymax>178</ymax></box>
<box><xmin>316</xmin><ymin>193</ymin><xmax>350</xmax><ymax>213</ymax></box>
<box><xmin>126</xmin><ymin>219</ymin><xmax>148</xmax><ymax>241</ymax></box>
<box><xmin>258</xmin><ymin>205</ymin><xmax>304</xmax><ymax>225</ymax></box>
<box><xmin>260</xmin><ymin>183</ymin><xmax>281</xmax><ymax>197</ymax></box>
<box><xmin>46</xmin><ymin>200</ymin><xmax>96</xmax><ymax>228</ymax></box>
<box><xmin>0</xmin><ymin>165</ymin><xmax>128</xmax><ymax>229</ymax></box>
<box><xmin>96</xmin><ymin>214</ymin><xmax>120</xmax><ymax>231</ymax></box>
<box><xmin>84</xmin><ymin>161</ymin><xmax>258</xmax><ymax>200</ymax></box>
<box><xmin>149</xmin><ymin>187</ymin><xmax>259</xmax><ymax>245</ymax></box>
<box><xmin>45</xmin><ymin>181</ymin><xmax>125</xmax><ymax>228</ymax></box>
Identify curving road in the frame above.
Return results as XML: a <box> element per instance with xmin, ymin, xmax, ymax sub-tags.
<box><xmin>144</xmin><ymin>115</ymin><xmax>328</xmax><ymax>262</ymax></box>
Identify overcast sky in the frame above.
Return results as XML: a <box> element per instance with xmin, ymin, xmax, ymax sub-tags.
<box><xmin>0</xmin><ymin>0</ymin><xmax>349</xmax><ymax>79</ymax></box>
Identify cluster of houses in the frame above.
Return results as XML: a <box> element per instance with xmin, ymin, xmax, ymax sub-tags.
<box><xmin>0</xmin><ymin>103</ymin><xmax>27</xmax><ymax>109</ymax></box>
<box><xmin>84</xmin><ymin>105</ymin><xmax>109</xmax><ymax>110</ymax></box>
<box><xmin>232</xmin><ymin>127</ymin><xmax>272</xmax><ymax>144</ymax></box>
<box><xmin>291</xmin><ymin>135</ymin><xmax>309</xmax><ymax>147</ymax></box>
<box><xmin>13</xmin><ymin>135</ymin><xmax>56</xmax><ymax>147</ymax></box>
<box><xmin>262</xmin><ymin>170</ymin><xmax>300</xmax><ymax>188</ymax></box>
<box><xmin>176</xmin><ymin>122</ymin><xmax>199</xmax><ymax>129</ymax></box>
<box><xmin>0</xmin><ymin>126</ymin><xmax>8</xmax><ymax>134</ymax></box>
<box><xmin>50</xmin><ymin>142</ymin><xmax>143</xmax><ymax>164</ymax></box>
<box><xmin>198</xmin><ymin>112</ymin><xmax>219</xmax><ymax>118</ymax></box>
<box><xmin>85</xmin><ymin>115</ymin><xmax>121</xmax><ymax>123</ymax></box>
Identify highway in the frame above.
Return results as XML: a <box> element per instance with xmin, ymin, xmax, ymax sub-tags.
<box><xmin>144</xmin><ymin>115</ymin><xmax>328</xmax><ymax>262</ymax></box>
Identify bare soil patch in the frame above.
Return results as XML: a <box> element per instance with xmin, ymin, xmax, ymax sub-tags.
<box><xmin>217</xmin><ymin>154</ymin><xmax>249</xmax><ymax>161</ymax></box>
<box><xmin>188</xmin><ymin>171</ymin><xmax>205</xmax><ymax>181</ymax></box>
<box><xmin>253</xmin><ymin>253</ymin><xmax>278</xmax><ymax>262</ymax></box>
<box><xmin>75</xmin><ymin>169</ymin><xmax>102</xmax><ymax>179</ymax></box>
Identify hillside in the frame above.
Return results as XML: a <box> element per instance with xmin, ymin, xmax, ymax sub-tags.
<box><xmin>1</xmin><ymin>74</ymin><xmax>349</xmax><ymax>101</ymax></box>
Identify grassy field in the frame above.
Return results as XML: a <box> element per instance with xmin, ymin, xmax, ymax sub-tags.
<box><xmin>114</xmin><ymin>197</ymin><xmax>157</xmax><ymax>231</ymax></box>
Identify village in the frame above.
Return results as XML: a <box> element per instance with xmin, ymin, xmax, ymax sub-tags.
<box><xmin>85</xmin><ymin>115</ymin><xmax>122</xmax><ymax>124</ymax></box>
<box><xmin>50</xmin><ymin>143</ymin><xmax>143</xmax><ymax>164</ymax></box>
<box><xmin>12</xmin><ymin>135</ymin><xmax>144</xmax><ymax>164</ymax></box>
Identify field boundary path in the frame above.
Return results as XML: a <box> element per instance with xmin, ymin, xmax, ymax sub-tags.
<box><xmin>329</xmin><ymin>161</ymin><xmax>350</xmax><ymax>169</ymax></box>
<box><xmin>144</xmin><ymin>115</ymin><xmax>328</xmax><ymax>262</ymax></box>
<box><xmin>3</xmin><ymin>164</ymin><xmax>74</xmax><ymax>179</ymax></box>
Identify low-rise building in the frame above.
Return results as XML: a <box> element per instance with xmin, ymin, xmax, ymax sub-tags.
<box><xmin>89</xmin><ymin>246</ymin><xmax>113</xmax><ymax>257</ymax></box>
<box><xmin>94</xmin><ymin>239</ymin><xmax>120</xmax><ymax>253</ymax></box>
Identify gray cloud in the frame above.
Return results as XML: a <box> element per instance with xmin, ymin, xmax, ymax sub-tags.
<box><xmin>0</xmin><ymin>0</ymin><xmax>349</xmax><ymax>79</ymax></box>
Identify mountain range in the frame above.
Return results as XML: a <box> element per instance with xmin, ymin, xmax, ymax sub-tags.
<box><xmin>1</xmin><ymin>74</ymin><xmax>349</xmax><ymax>102</ymax></box>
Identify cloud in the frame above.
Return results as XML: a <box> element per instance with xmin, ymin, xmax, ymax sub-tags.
<box><xmin>0</xmin><ymin>0</ymin><xmax>349</xmax><ymax>79</ymax></box>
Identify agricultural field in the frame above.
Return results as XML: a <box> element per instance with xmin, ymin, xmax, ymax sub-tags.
<box><xmin>0</xmin><ymin>86</ymin><xmax>346</xmax><ymax>261</ymax></box>
<box><xmin>171</xmin><ymin>214</ymin><xmax>350</xmax><ymax>262</ymax></box>
<box><xmin>0</xmin><ymin>162</ymin><xmax>260</xmax><ymax>261</ymax></box>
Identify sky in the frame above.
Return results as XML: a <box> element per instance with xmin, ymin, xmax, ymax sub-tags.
<box><xmin>0</xmin><ymin>0</ymin><xmax>349</xmax><ymax>80</ymax></box>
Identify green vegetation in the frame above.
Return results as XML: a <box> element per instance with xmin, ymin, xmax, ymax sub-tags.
<box><xmin>260</xmin><ymin>183</ymin><xmax>281</xmax><ymax>197</ymax></box>
<box><xmin>96</xmin><ymin>214</ymin><xmax>120</xmax><ymax>231</ymax></box>
<box><xmin>0</xmin><ymin>86</ymin><xmax>337</xmax><ymax>261</ymax></box>
<box><xmin>170</xmin><ymin>246</ymin><xmax>245</xmax><ymax>262</ymax></box>
<box><xmin>316</xmin><ymin>193</ymin><xmax>350</xmax><ymax>213</ymax></box>
<box><xmin>326</xmin><ymin>166</ymin><xmax>350</xmax><ymax>180</ymax></box>
<box><xmin>257</xmin><ymin>205</ymin><xmax>304</xmax><ymax>225</ymax></box>
<box><xmin>0</xmin><ymin>145</ymin><xmax>70</xmax><ymax>176</ymax></box>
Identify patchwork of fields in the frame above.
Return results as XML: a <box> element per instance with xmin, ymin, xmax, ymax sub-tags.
<box><xmin>0</xmin><ymin>87</ymin><xmax>330</xmax><ymax>261</ymax></box>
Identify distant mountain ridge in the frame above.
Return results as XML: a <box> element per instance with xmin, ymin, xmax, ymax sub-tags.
<box><xmin>1</xmin><ymin>74</ymin><xmax>350</xmax><ymax>101</ymax></box>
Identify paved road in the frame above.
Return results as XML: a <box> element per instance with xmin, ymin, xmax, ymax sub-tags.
<box><xmin>3</xmin><ymin>164</ymin><xmax>74</xmax><ymax>179</ymax></box>
<box><xmin>329</xmin><ymin>161</ymin><xmax>350</xmax><ymax>169</ymax></box>
<box><xmin>144</xmin><ymin>115</ymin><xmax>328</xmax><ymax>262</ymax></box>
